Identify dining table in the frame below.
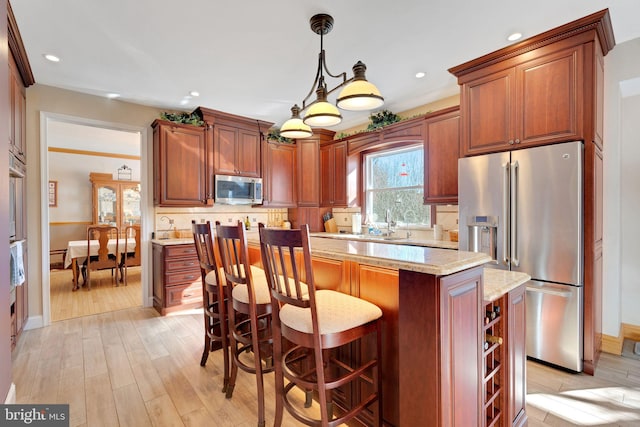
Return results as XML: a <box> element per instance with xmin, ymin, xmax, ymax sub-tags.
<box><xmin>64</xmin><ymin>238</ymin><xmax>136</xmax><ymax>290</ymax></box>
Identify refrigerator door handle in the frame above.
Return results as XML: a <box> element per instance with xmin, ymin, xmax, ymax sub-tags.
<box><xmin>502</xmin><ymin>161</ymin><xmax>510</xmax><ymax>266</ymax></box>
<box><xmin>511</xmin><ymin>160</ymin><xmax>520</xmax><ymax>267</ymax></box>
<box><xmin>526</xmin><ymin>286</ymin><xmax>573</xmax><ymax>298</ymax></box>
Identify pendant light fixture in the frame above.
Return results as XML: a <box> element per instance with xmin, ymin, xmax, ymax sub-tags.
<box><xmin>279</xmin><ymin>13</ymin><xmax>384</xmax><ymax>139</ymax></box>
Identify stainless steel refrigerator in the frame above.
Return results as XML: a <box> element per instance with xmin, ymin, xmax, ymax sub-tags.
<box><xmin>458</xmin><ymin>141</ymin><xmax>583</xmax><ymax>372</ymax></box>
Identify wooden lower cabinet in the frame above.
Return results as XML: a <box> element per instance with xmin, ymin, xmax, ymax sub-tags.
<box><xmin>250</xmin><ymin>243</ymin><xmax>490</xmax><ymax>426</ymax></box>
<box><xmin>152</xmin><ymin>243</ymin><xmax>203</xmax><ymax>315</ymax></box>
<box><xmin>508</xmin><ymin>284</ymin><xmax>527</xmax><ymax>427</ymax></box>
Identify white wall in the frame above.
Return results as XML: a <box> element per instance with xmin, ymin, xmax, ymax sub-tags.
<box><xmin>603</xmin><ymin>37</ymin><xmax>640</xmax><ymax>336</ymax></box>
<box><xmin>619</xmin><ymin>93</ymin><xmax>640</xmax><ymax>326</ymax></box>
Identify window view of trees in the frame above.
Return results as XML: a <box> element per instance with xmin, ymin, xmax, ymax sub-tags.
<box><xmin>365</xmin><ymin>145</ymin><xmax>431</xmax><ymax>228</ymax></box>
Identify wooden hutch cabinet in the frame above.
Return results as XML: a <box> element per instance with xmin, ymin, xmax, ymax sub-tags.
<box><xmin>90</xmin><ymin>172</ymin><xmax>141</xmax><ymax>231</ymax></box>
<box><xmin>450</xmin><ymin>9</ymin><xmax>614</xmax><ymax>374</ymax></box>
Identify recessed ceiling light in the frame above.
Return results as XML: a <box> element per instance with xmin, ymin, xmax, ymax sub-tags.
<box><xmin>43</xmin><ymin>54</ymin><xmax>60</xmax><ymax>62</ymax></box>
<box><xmin>415</xmin><ymin>72</ymin><xmax>426</xmax><ymax>79</ymax></box>
<box><xmin>106</xmin><ymin>93</ymin><xmax>120</xmax><ymax>99</ymax></box>
<box><xmin>507</xmin><ymin>32</ymin><xmax>523</xmax><ymax>42</ymax></box>
<box><xmin>189</xmin><ymin>91</ymin><xmax>200</xmax><ymax>97</ymax></box>
<box><xmin>179</xmin><ymin>99</ymin><xmax>190</xmax><ymax>106</ymax></box>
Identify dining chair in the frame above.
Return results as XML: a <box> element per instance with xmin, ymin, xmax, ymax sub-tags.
<box><xmin>119</xmin><ymin>224</ymin><xmax>141</xmax><ymax>286</ymax></box>
<box><xmin>191</xmin><ymin>220</ymin><xmax>230</xmax><ymax>393</ymax></box>
<box><xmin>84</xmin><ymin>225</ymin><xmax>119</xmax><ymax>290</ymax></box>
<box><xmin>258</xmin><ymin>223</ymin><xmax>383</xmax><ymax>427</ymax></box>
<box><xmin>215</xmin><ymin>220</ymin><xmax>273</xmax><ymax>427</ymax></box>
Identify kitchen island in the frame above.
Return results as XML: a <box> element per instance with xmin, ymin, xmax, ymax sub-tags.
<box><xmin>243</xmin><ymin>235</ymin><xmax>529</xmax><ymax>426</ymax></box>
<box><xmin>151</xmin><ymin>234</ymin><xmax>529</xmax><ymax>426</ymax></box>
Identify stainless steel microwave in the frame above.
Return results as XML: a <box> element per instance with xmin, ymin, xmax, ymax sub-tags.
<box><xmin>214</xmin><ymin>174</ymin><xmax>262</xmax><ymax>205</ymax></box>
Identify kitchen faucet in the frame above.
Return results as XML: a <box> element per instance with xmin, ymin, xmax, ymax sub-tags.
<box><xmin>385</xmin><ymin>209</ymin><xmax>396</xmax><ymax>236</ymax></box>
<box><xmin>159</xmin><ymin>215</ymin><xmax>174</xmax><ymax>239</ymax></box>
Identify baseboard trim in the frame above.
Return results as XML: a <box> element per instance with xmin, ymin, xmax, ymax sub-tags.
<box><xmin>24</xmin><ymin>315</ymin><xmax>43</xmax><ymax>330</ymax></box>
<box><xmin>602</xmin><ymin>333</ymin><xmax>623</xmax><ymax>355</ymax></box>
<box><xmin>4</xmin><ymin>383</ymin><xmax>16</xmax><ymax>404</ymax></box>
<box><xmin>601</xmin><ymin>322</ymin><xmax>640</xmax><ymax>355</ymax></box>
<box><xmin>623</xmin><ymin>323</ymin><xmax>640</xmax><ymax>341</ymax></box>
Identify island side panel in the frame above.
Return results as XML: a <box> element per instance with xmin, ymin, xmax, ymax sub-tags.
<box><xmin>398</xmin><ymin>269</ymin><xmax>440</xmax><ymax>425</ymax></box>
<box><xmin>399</xmin><ymin>266</ymin><xmax>483</xmax><ymax>426</ymax></box>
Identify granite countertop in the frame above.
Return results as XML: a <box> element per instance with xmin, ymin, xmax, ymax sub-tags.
<box><xmin>151</xmin><ymin>234</ymin><xmax>524</xmax><ymax>298</ymax></box>
<box><xmin>151</xmin><ymin>238</ymin><xmax>195</xmax><ymax>246</ymax></box>
<box><xmin>151</xmin><ymin>233</ymin><xmax>475</xmax><ymax>275</ymax></box>
<box><xmin>310</xmin><ymin>232</ymin><xmax>459</xmax><ymax>250</ymax></box>
<box><xmin>246</xmin><ymin>234</ymin><xmax>489</xmax><ymax>276</ymax></box>
<box><xmin>483</xmin><ymin>269</ymin><xmax>531</xmax><ymax>302</ymax></box>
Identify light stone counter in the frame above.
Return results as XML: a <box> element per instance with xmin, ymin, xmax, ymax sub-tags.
<box><xmin>151</xmin><ymin>236</ymin><xmax>525</xmax><ymax>298</ymax></box>
<box><xmin>151</xmin><ymin>238</ymin><xmax>195</xmax><ymax>246</ymax></box>
<box><xmin>483</xmin><ymin>268</ymin><xmax>531</xmax><ymax>302</ymax></box>
<box><xmin>311</xmin><ymin>231</ymin><xmax>459</xmax><ymax>250</ymax></box>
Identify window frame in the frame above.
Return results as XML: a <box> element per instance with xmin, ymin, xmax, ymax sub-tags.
<box><xmin>362</xmin><ymin>143</ymin><xmax>433</xmax><ymax>230</ymax></box>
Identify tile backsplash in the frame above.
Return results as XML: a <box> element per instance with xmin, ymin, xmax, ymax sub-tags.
<box><xmin>154</xmin><ymin>204</ymin><xmax>459</xmax><ymax>241</ymax></box>
<box><xmin>153</xmin><ymin>206</ymin><xmax>288</xmax><ymax>238</ymax></box>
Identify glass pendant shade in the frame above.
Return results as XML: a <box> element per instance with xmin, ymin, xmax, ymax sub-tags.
<box><xmin>337</xmin><ymin>61</ymin><xmax>384</xmax><ymax>111</ymax></box>
<box><xmin>336</xmin><ymin>79</ymin><xmax>384</xmax><ymax>111</ymax></box>
<box><xmin>280</xmin><ymin>104</ymin><xmax>313</xmax><ymax>139</ymax></box>
<box><xmin>280</xmin><ymin>118</ymin><xmax>312</xmax><ymax>139</ymax></box>
<box><xmin>303</xmin><ymin>101</ymin><xmax>342</xmax><ymax>127</ymax></box>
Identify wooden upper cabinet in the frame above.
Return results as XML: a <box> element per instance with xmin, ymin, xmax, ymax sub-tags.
<box><xmin>9</xmin><ymin>52</ymin><xmax>26</xmax><ymax>162</ymax></box>
<box><xmin>262</xmin><ymin>141</ymin><xmax>297</xmax><ymax>207</ymax></box>
<box><xmin>214</xmin><ymin>124</ymin><xmax>262</xmax><ymax>177</ymax></box>
<box><xmin>457</xmin><ymin>43</ymin><xmax>583</xmax><ymax>156</ymax></box>
<box><xmin>423</xmin><ymin>107</ymin><xmax>460</xmax><ymax>204</ymax></box>
<box><xmin>320</xmin><ymin>140</ymin><xmax>348</xmax><ymax>207</ymax></box>
<box><xmin>297</xmin><ymin>138</ymin><xmax>320</xmax><ymax>207</ymax></box>
<box><xmin>293</xmin><ymin>128</ymin><xmax>335</xmax><ymax>208</ymax></box>
<box><xmin>516</xmin><ymin>45</ymin><xmax>583</xmax><ymax>146</ymax></box>
<box><xmin>8</xmin><ymin>3</ymin><xmax>34</xmax><ymax>163</ymax></box>
<box><xmin>196</xmin><ymin>107</ymin><xmax>273</xmax><ymax>179</ymax></box>
<box><xmin>152</xmin><ymin>119</ymin><xmax>208</xmax><ymax>206</ymax></box>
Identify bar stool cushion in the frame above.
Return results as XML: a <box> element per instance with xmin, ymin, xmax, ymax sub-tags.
<box><xmin>204</xmin><ymin>268</ymin><xmax>226</xmax><ymax>286</ymax></box>
<box><xmin>231</xmin><ymin>266</ymin><xmax>309</xmax><ymax>305</ymax></box>
<box><xmin>280</xmin><ymin>289</ymin><xmax>382</xmax><ymax>335</ymax></box>
<box><xmin>230</xmin><ymin>266</ymin><xmax>272</xmax><ymax>305</ymax></box>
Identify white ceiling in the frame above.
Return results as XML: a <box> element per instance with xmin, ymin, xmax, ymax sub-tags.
<box><xmin>12</xmin><ymin>0</ymin><xmax>640</xmax><ymax>131</ymax></box>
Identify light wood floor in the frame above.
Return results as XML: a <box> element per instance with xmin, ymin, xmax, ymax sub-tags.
<box><xmin>50</xmin><ymin>267</ymin><xmax>142</xmax><ymax>322</ymax></box>
<box><xmin>12</xmin><ymin>304</ymin><xmax>640</xmax><ymax>426</ymax></box>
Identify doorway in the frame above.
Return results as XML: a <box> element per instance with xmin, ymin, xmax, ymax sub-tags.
<box><xmin>40</xmin><ymin>112</ymin><xmax>151</xmax><ymax>325</ymax></box>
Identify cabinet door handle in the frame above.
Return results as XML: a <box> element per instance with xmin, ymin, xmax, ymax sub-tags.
<box><xmin>515</xmin><ymin>138</ymin><xmax>521</xmax><ymax>144</ymax></box>
<box><xmin>508</xmin><ymin>140</ymin><xmax>515</xmax><ymax>145</ymax></box>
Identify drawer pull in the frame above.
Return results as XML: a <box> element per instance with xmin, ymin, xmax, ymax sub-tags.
<box><xmin>184</xmin><ymin>293</ymin><xmax>193</xmax><ymax>298</ymax></box>
<box><xmin>184</xmin><ymin>275</ymin><xmax>197</xmax><ymax>280</ymax></box>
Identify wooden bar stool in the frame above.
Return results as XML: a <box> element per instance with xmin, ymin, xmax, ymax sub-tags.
<box><xmin>191</xmin><ymin>220</ymin><xmax>230</xmax><ymax>393</ymax></box>
<box><xmin>215</xmin><ymin>220</ymin><xmax>274</xmax><ymax>427</ymax></box>
<box><xmin>258</xmin><ymin>223</ymin><xmax>383</xmax><ymax>427</ymax></box>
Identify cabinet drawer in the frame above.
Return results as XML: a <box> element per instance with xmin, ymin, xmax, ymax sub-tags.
<box><xmin>165</xmin><ymin>258</ymin><xmax>199</xmax><ymax>272</ymax></box>
<box><xmin>166</xmin><ymin>282</ymin><xmax>202</xmax><ymax>307</ymax></box>
<box><xmin>165</xmin><ymin>269</ymin><xmax>201</xmax><ymax>286</ymax></box>
<box><xmin>165</xmin><ymin>244</ymin><xmax>197</xmax><ymax>258</ymax></box>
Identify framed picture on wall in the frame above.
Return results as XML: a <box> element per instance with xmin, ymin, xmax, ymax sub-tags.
<box><xmin>48</xmin><ymin>180</ymin><xmax>57</xmax><ymax>207</ymax></box>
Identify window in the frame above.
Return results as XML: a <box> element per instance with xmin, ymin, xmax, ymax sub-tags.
<box><xmin>364</xmin><ymin>145</ymin><xmax>431</xmax><ymax>228</ymax></box>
